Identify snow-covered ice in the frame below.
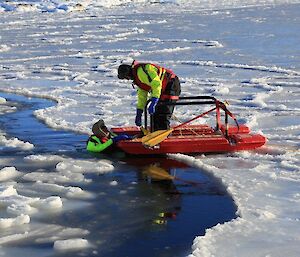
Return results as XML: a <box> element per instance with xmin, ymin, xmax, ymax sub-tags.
<box><xmin>0</xmin><ymin>132</ymin><xmax>34</xmax><ymax>150</ymax></box>
<box><xmin>0</xmin><ymin>214</ymin><xmax>30</xmax><ymax>229</ymax></box>
<box><xmin>0</xmin><ymin>0</ymin><xmax>300</xmax><ymax>256</ymax></box>
<box><xmin>53</xmin><ymin>238</ymin><xmax>91</xmax><ymax>251</ymax></box>
<box><xmin>0</xmin><ymin>166</ymin><xmax>22</xmax><ymax>182</ymax></box>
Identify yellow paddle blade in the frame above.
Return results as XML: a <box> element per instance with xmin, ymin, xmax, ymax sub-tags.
<box><xmin>143</xmin><ymin>129</ymin><xmax>174</xmax><ymax>147</ymax></box>
<box><xmin>143</xmin><ymin>165</ymin><xmax>174</xmax><ymax>180</ymax></box>
<box><xmin>141</xmin><ymin>129</ymin><xmax>170</xmax><ymax>143</ymax></box>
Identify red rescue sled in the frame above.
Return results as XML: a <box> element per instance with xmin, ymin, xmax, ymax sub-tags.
<box><xmin>111</xmin><ymin>96</ymin><xmax>266</xmax><ymax>155</ymax></box>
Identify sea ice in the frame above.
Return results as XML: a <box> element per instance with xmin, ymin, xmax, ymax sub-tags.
<box><xmin>53</xmin><ymin>238</ymin><xmax>90</xmax><ymax>251</ymax></box>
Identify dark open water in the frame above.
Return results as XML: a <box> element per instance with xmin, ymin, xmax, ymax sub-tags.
<box><xmin>0</xmin><ymin>92</ymin><xmax>237</xmax><ymax>257</ymax></box>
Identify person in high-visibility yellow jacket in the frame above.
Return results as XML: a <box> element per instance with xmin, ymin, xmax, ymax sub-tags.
<box><xmin>118</xmin><ymin>60</ymin><xmax>181</xmax><ymax>131</ymax></box>
<box><xmin>86</xmin><ymin>119</ymin><xmax>130</xmax><ymax>153</ymax></box>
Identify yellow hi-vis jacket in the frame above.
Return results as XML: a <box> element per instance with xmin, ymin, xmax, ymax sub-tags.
<box><xmin>132</xmin><ymin>61</ymin><xmax>177</xmax><ymax>110</ymax></box>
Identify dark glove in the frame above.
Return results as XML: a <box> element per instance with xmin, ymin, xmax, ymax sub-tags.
<box><xmin>135</xmin><ymin>109</ymin><xmax>143</xmax><ymax>126</ymax></box>
<box><xmin>148</xmin><ymin>97</ymin><xmax>159</xmax><ymax>115</ymax></box>
<box><xmin>112</xmin><ymin>134</ymin><xmax>130</xmax><ymax>143</ymax></box>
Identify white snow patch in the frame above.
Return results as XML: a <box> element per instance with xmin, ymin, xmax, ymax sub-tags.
<box><xmin>23</xmin><ymin>171</ymin><xmax>88</xmax><ymax>184</ymax></box>
<box><xmin>31</xmin><ymin>196</ymin><xmax>63</xmax><ymax>210</ymax></box>
<box><xmin>0</xmin><ymin>184</ymin><xmax>63</xmax><ymax>216</ymax></box>
<box><xmin>0</xmin><ymin>231</ymin><xmax>30</xmax><ymax>245</ymax></box>
<box><xmin>214</xmin><ymin>85</ymin><xmax>230</xmax><ymax>95</ymax></box>
<box><xmin>0</xmin><ymin>45</ymin><xmax>10</xmax><ymax>52</ymax></box>
<box><xmin>0</xmin><ymin>223</ymin><xmax>89</xmax><ymax>246</ymax></box>
<box><xmin>32</xmin><ymin>181</ymin><xmax>94</xmax><ymax>199</ymax></box>
<box><xmin>7</xmin><ymin>203</ymin><xmax>38</xmax><ymax>216</ymax></box>
<box><xmin>109</xmin><ymin>180</ymin><xmax>118</xmax><ymax>186</ymax></box>
<box><xmin>0</xmin><ymin>96</ymin><xmax>7</xmax><ymax>103</ymax></box>
<box><xmin>0</xmin><ymin>185</ymin><xmax>18</xmax><ymax>197</ymax></box>
<box><xmin>23</xmin><ymin>155</ymin><xmax>114</xmax><ymax>185</ymax></box>
<box><xmin>176</xmin><ymin>60</ymin><xmax>300</xmax><ymax>76</ymax></box>
<box><xmin>55</xmin><ymin>159</ymin><xmax>114</xmax><ymax>174</ymax></box>
<box><xmin>0</xmin><ymin>214</ymin><xmax>30</xmax><ymax>229</ymax></box>
<box><xmin>53</xmin><ymin>238</ymin><xmax>90</xmax><ymax>251</ymax></box>
<box><xmin>0</xmin><ymin>133</ymin><xmax>34</xmax><ymax>150</ymax></box>
<box><xmin>0</xmin><ymin>166</ymin><xmax>22</xmax><ymax>182</ymax></box>
<box><xmin>24</xmin><ymin>154</ymin><xmax>65</xmax><ymax>163</ymax></box>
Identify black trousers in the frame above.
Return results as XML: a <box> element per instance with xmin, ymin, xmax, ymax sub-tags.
<box><xmin>152</xmin><ymin>100</ymin><xmax>176</xmax><ymax>131</ymax></box>
<box><xmin>152</xmin><ymin>76</ymin><xmax>181</xmax><ymax>131</ymax></box>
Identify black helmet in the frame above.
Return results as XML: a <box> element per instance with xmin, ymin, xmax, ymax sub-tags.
<box><xmin>118</xmin><ymin>64</ymin><xmax>132</xmax><ymax>79</ymax></box>
<box><xmin>92</xmin><ymin>119</ymin><xmax>109</xmax><ymax>137</ymax></box>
